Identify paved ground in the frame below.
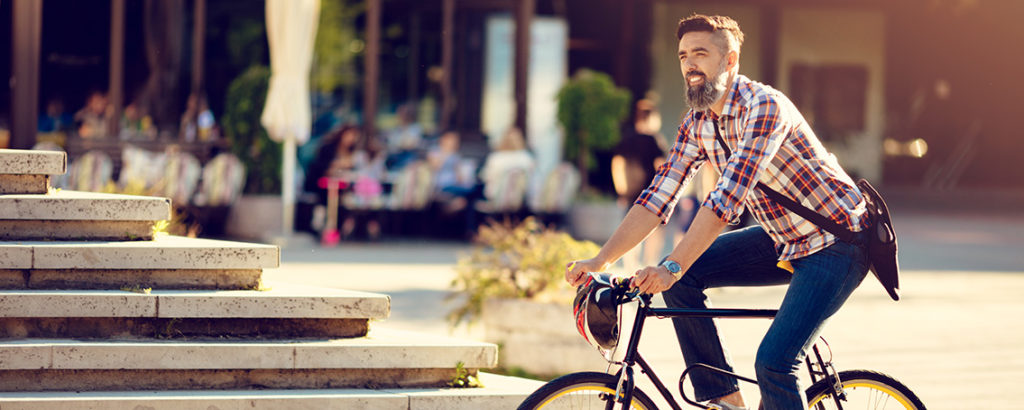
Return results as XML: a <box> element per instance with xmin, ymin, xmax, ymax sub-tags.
<box><xmin>264</xmin><ymin>199</ymin><xmax>1024</xmax><ymax>409</ymax></box>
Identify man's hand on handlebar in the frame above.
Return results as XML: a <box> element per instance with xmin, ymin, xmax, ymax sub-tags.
<box><xmin>632</xmin><ymin>265</ymin><xmax>679</xmax><ymax>294</ymax></box>
<box><xmin>565</xmin><ymin>258</ymin><xmax>610</xmax><ymax>287</ymax></box>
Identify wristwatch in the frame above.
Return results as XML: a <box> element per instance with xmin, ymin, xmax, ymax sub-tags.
<box><xmin>661</xmin><ymin>260</ymin><xmax>683</xmax><ymax>280</ymax></box>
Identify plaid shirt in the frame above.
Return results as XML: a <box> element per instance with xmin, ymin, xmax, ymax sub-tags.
<box><xmin>636</xmin><ymin>75</ymin><xmax>868</xmax><ymax>261</ymax></box>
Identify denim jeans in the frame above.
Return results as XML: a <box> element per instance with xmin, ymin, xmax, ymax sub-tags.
<box><xmin>661</xmin><ymin>226</ymin><xmax>869</xmax><ymax>409</ymax></box>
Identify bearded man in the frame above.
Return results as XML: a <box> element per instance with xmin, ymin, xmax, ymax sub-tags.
<box><xmin>566</xmin><ymin>14</ymin><xmax>872</xmax><ymax>410</ymax></box>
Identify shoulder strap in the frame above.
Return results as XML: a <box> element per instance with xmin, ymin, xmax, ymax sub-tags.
<box><xmin>711</xmin><ymin>119</ymin><xmax>857</xmax><ymax>243</ymax></box>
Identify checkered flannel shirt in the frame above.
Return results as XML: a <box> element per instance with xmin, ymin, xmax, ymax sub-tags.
<box><xmin>636</xmin><ymin>75</ymin><xmax>869</xmax><ymax>261</ymax></box>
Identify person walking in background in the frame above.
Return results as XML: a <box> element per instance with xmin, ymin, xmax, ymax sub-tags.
<box><xmin>566</xmin><ymin>14</ymin><xmax>872</xmax><ymax>410</ymax></box>
<box><xmin>611</xmin><ymin>99</ymin><xmax>669</xmax><ymax>270</ymax></box>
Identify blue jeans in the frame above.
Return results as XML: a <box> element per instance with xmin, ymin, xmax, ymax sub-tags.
<box><xmin>661</xmin><ymin>226</ymin><xmax>869</xmax><ymax>409</ymax></box>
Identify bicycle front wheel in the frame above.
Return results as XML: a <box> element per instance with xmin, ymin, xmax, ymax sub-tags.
<box><xmin>517</xmin><ymin>371</ymin><xmax>658</xmax><ymax>410</ymax></box>
<box><xmin>805</xmin><ymin>369</ymin><xmax>926</xmax><ymax>409</ymax></box>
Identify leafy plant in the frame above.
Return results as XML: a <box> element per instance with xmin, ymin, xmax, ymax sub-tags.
<box><xmin>556</xmin><ymin>69</ymin><xmax>631</xmax><ymax>190</ymax></box>
<box><xmin>222</xmin><ymin>65</ymin><xmax>282</xmax><ymax>195</ymax></box>
<box><xmin>119</xmin><ymin>285</ymin><xmax>152</xmax><ymax>294</ymax></box>
<box><xmin>448</xmin><ymin>361</ymin><xmax>483</xmax><ymax>388</ymax></box>
<box><xmin>446</xmin><ymin>217</ymin><xmax>600</xmax><ymax>327</ymax></box>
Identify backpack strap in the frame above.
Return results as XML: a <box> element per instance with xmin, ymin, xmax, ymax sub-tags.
<box><xmin>711</xmin><ymin>119</ymin><xmax>857</xmax><ymax>243</ymax></box>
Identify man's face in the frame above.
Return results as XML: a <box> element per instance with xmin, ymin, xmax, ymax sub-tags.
<box><xmin>678</xmin><ymin>31</ymin><xmax>733</xmax><ymax>111</ymax></box>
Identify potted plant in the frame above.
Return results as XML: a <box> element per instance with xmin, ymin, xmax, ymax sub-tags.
<box><xmin>447</xmin><ymin>217</ymin><xmax>615</xmax><ymax>377</ymax></box>
<box><xmin>556</xmin><ymin>69</ymin><xmax>631</xmax><ymax>243</ymax></box>
<box><xmin>221</xmin><ymin>65</ymin><xmax>284</xmax><ymax>240</ymax></box>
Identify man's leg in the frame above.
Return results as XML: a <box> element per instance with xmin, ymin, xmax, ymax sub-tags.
<box><xmin>754</xmin><ymin>237</ymin><xmax>869</xmax><ymax>410</ymax></box>
<box><xmin>661</xmin><ymin>226</ymin><xmax>792</xmax><ymax>402</ymax></box>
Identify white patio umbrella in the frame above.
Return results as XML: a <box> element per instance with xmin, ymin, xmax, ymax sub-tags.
<box><xmin>261</xmin><ymin>0</ymin><xmax>320</xmax><ymax>239</ymax></box>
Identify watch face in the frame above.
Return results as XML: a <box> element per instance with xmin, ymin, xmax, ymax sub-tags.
<box><xmin>663</xmin><ymin>260</ymin><xmax>681</xmax><ymax>273</ymax></box>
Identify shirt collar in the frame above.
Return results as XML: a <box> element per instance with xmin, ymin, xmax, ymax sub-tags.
<box><xmin>719</xmin><ymin>74</ymin><xmax>749</xmax><ymax>119</ymax></box>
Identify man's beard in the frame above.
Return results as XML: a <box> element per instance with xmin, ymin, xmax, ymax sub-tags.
<box><xmin>685</xmin><ymin>58</ymin><xmax>730</xmax><ymax>111</ymax></box>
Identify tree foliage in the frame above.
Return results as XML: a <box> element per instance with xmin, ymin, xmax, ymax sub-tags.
<box><xmin>222</xmin><ymin>65</ymin><xmax>281</xmax><ymax>195</ymax></box>
<box><xmin>312</xmin><ymin>0</ymin><xmax>362</xmax><ymax>94</ymax></box>
<box><xmin>556</xmin><ymin>69</ymin><xmax>631</xmax><ymax>187</ymax></box>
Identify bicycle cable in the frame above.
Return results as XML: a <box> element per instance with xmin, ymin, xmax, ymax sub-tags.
<box><xmin>818</xmin><ymin>336</ymin><xmax>834</xmax><ymax>363</ymax></box>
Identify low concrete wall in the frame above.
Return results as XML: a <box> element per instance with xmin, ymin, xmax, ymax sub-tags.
<box><xmin>482</xmin><ymin>298</ymin><xmax>636</xmax><ymax>376</ymax></box>
<box><xmin>225</xmin><ymin>195</ymin><xmax>283</xmax><ymax>241</ymax></box>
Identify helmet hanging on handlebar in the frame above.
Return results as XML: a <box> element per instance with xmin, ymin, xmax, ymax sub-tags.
<box><xmin>573</xmin><ymin>273</ymin><xmax>622</xmax><ymax>352</ymax></box>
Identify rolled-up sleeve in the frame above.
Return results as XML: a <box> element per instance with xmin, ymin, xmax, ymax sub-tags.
<box><xmin>635</xmin><ymin>114</ymin><xmax>706</xmax><ymax>223</ymax></box>
<box><xmin>703</xmin><ymin>95</ymin><xmax>789</xmax><ymax>224</ymax></box>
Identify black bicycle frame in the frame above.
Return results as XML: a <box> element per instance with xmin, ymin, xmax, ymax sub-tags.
<box><xmin>608</xmin><ymin>294</ymin><xmax>838</xmax><ymax>410</ymax></box>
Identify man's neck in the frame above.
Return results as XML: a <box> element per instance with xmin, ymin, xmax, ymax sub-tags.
<box><xmin>709</xmin><ymin>73</ymin><xmax>737</xmax><ymax>116</ymax></box>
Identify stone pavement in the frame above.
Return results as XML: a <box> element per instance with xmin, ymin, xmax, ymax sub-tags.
<box><xmin>265</xmin><ymin>200</ymin><xmax>1024</xmax><ymax>409</ymax></box>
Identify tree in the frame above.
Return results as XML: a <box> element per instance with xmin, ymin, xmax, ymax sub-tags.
<box><xmin>556</xmin><ymin>69</ymin><xmax>631</xmax><ymax>191</ymax></box>
<box><xmin>312</xmin><ymin>0</ymin><xmax>362</xmax><ymax>95</ymax></box>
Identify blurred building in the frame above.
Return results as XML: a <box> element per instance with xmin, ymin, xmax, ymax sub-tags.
<box><xmin>641</xmin><ymin>0</ymin><xmax>1024</xmax><ymax>189</ymax></box>
<box><xmin>5</xmin><ymin>0</ymin><xmax>1023</xmax><ymax>189</ymax></box>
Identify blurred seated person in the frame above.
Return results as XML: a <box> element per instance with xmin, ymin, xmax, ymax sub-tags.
<box><xmin>427</xmin><ymin>130</ymin><xmax>477</xmax><ymax>213</ymax></box>
<box><xmin>479</xmin><ymin>127</ymin><xmax>534</xmax><ymax>203</ymax></box>
<box><xmin>384</xmin><ymin>103</ymin><xmax>423</xmax><ymax>169</ymax></box>
<box><xmin>119</xmin><ymin>102</ymin><xmax>157</xmax><ymax>140</ymax></box>
<box><xmin>180</xmin><ymin>93</ymin><xmax>217</xmax><ymax>142</ymax></box>
<box><xmin>306</xmin><ymin>125</ymin><xmax>385</xmax><ymax>240</ymax></box>
<box><xmin>74</xmin><ymin>91</ymin><xmax>111</xmax><ymax>139</ymax></box>
<box><xmin>38</xmin><ymin>98</ymin><xmax>73</xmax><ymax>133</ymax></box>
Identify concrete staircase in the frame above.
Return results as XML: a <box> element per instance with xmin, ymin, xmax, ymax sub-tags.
<box><xmin>0</xmin><ymin>149</ymin><xmax>541</xmax><ymax>409</ymax></box>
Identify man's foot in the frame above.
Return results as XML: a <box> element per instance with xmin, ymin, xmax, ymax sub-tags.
<box><xmin>707</xmin><ymin>400</ymin><xmax>749</xmax><ymax>410</ymax></box>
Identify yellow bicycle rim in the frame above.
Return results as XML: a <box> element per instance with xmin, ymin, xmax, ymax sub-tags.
<box><xmin>539</xmin><ymin>385</ymin><xmax>649</xmax><ymax>409</ymax></box>
<box><xmin>808</xmin><ymin>380</ymin><xmax>915</xmax><ymax>408</ymax></box>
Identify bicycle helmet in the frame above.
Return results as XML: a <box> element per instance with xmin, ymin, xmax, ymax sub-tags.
<box><xmin>573</xmin><ymin>272</ymin><xmax>621</xmax><ymax>351</ymax></box>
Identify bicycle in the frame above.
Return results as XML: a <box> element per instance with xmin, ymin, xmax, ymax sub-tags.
<box><xmin>517</xmin><ymin>273</ymin><xmax>925</xmax><ymax>410</ymax></box>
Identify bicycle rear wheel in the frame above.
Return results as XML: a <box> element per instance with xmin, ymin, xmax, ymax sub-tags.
<box><xmin>805</xmin><ymin>369</ymin><xmax>926</xmax><ymax>409</ymax></box>
<box><xmin>517</xmin><ymin>371</ymin><xmax>658</xmax><ymax>410</ymax></box>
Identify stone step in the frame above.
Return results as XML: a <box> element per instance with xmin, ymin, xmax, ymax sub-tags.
<box><xmin>0</xmin><ymin>284</ymin><xmax>390</xmax><ymax>339</ymax></box>
<box><xmin>0</xmin><ymin>328</ymin><xmax>499</xmax><ymax>392</ymax></box>
<box><xmin>0</xmin><ymin>149</ymin><xmax>66</xmax><ymax>194</ymax></box>
<box><xmin>0</xmin><ymin>235</ymin><xmax>278</xmax><ymax>290</ymax></box>
<box><xmin>0</xmin><ymin>373</ymin><xmax>544</xmax><ymax>409</ymax></box>
<box><xmin>0</xmin><ymin>190</ymin><xmax>170</xmax><ymax>240</ymax></box>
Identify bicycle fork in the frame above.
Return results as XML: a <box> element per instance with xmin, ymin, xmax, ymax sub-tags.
<box><xmin>805</xmin><ymin>341</ymin><xmax>846</xmax><ymax>410</ymax></box>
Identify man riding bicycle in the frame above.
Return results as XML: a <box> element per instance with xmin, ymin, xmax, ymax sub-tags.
<box><xmin>566</xmin><ymin>14</ymin><xmax>871</xmax><ymax>410</ymax></box>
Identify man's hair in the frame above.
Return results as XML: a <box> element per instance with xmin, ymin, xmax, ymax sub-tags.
<box><xmin>676</xmin><ymin>14</ymin><xmax>744</xmax><ymax>54</ymax></box>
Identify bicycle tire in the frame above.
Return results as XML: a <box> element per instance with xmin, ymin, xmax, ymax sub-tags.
<box><xmin>517</xmin><ymin>371</ymin><xmax>658</xmax><ymax>410</ymax></box>
<box><xmin>805</xmin><ymin>369</ymin><xmax>926</xmax><ymax>409</ymax></box>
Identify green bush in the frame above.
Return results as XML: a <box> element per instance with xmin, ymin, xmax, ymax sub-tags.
<box><xmin>556</xmin><ymin>69</ymin><xmax>631</xmax><ymax>190</ymax></box>
<box><xmin>222</xmin><ymin>65</ymin><xmax>281</xmax><ymax>195</ymax></box>
<box><xmin>447</xmin><ymin>217</ymin><xmax>600</xmax><ymax>327</ymax></box>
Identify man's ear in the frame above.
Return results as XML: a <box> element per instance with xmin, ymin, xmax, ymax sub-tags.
<box><xmin>728</xmin><ymin>50</ymin><xmax>739</xmax><ymax>69</ymax></box>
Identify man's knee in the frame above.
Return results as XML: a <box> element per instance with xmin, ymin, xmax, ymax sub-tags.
<box><xmin>754</xmin><ymin>343</ymin><xmax>799</xmax><ymax>379</ymax></box>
